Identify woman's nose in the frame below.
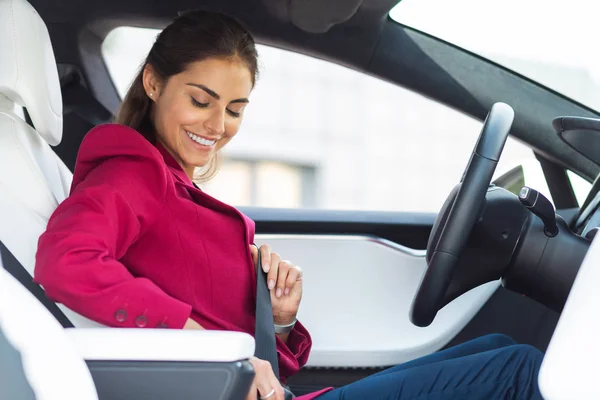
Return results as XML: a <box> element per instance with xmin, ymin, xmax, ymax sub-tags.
<box><xmin>204</xmin><ymin>109</ymin><xmax>226</xmax><ymax>136</ymax></box>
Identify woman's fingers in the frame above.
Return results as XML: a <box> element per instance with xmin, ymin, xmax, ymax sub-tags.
<box><xmin>245</xmin><ymin>382</ymin><xmax>258</xmax><ymax>400</ymax></box>
<box><xmin>256</xmin><ymin>380</ymin><xmax>283</xmax><ymax>400</ymax></box>
<box><xmin>249</xmin><ymin>358</ymin><xmax>285</xmax><ymax>400</ymax></box>
<box><xmin>275</xmin><ymin>261</ymin><xmax>302</xmax><ymax>297</ymax></box>
<box><xmin>249</xmin><ymin>244</ymin><xmax>272</xmax><ymax>274</ymax></box>
<box><xmin>266</xmin><ymin>252</ymin><xmax>281</xmax><ymax>291</ymax></box>
<box><xmin>284</xmin><ymin>265</ymin><xmax>302</xmax><ymax>296</ymax></box>
<box><xmin>259</xmin><ymin>244</ymin><xmax>272</xmax><ymax>273</ymax></box>
<box><xmin>251</xmin><ymin>245</ymin><xmax>301</xmax><ymax>299</ymax></box>
<box><xmin>275</xmin><ymin>261</ymin><xmax>291</xmax><ymax>298</ymax></box>
<box><xmin>268</xmin><ymin>379</ymin><xmax>285</xmax><ymax>400</ymax></box>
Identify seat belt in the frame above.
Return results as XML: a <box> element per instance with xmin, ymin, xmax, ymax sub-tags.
<box><xmin>253</xmin><ymin>245</ymin><xmax>294</xmax><ymax>400</ymax></box>
<box><xmin>0</xmin><ymin>241</ymin><xmax>73</xmax><ymax>328</ymax></box>
<box><xmin>254</xmin><ymin>246</ymin><xmax>281</xmax><ymax>376</ymax></box>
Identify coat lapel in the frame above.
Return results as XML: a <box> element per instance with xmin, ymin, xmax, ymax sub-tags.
<box><xmin>155</xmin><ymin>141</ymin><xmax>257</xmax><ymax>258</ymax></box>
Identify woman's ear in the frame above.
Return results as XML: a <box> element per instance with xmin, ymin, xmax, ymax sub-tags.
<box><xmin>142</xmin><ymin>64</ymin><xmax>161</xmax><ymax>101</ymax></box>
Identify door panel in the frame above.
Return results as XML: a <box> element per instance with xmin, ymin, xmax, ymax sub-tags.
<box><xmin>254</xmin><ymin>234</ymin><xmax>499</xmax><ymax>368</ymax></box>
<box><xmin>246</xmin><ymin>208</ymin><xmax>559</xmax><ymax>391</ymax></box>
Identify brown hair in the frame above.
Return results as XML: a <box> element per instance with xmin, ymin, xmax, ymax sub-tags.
<box><xmin>115</xmin><ymin>10</ymin><xmax>259</xmax><ymax>182</ymax></box>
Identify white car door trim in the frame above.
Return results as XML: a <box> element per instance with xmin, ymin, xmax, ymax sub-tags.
<box><xmin>255</xmin><ymin>234</ymin><xmax>499</xmax><ymax>368</ymax></box>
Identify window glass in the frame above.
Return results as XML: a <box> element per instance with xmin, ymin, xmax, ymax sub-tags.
<box><xmin>200</xmin><ymin>160</ymin><xmax>314</xmax><ymax>208</ymax></box>
<box><xmin>200</xmin><ymin>161</ymin><xmax>253</xmax><ymax>206</ymax></box>
<box><xmin>255</xmin><ymin>162</ymin><xmax>303</xmax><ymax>208</ymax></box>
<box><xmin>390</xmin><ymin>0</ymin><xmax>600</xmax><ymax>111</ymax></box>
<box><xmin>102</xmin><ymin>27</ymin><xmax>550</xmax><ymax>212</ymax></box>
<box><xmin>567</xmin><ymin>170</ymin><xmax>593</xmax><ymax>206</ymax></box>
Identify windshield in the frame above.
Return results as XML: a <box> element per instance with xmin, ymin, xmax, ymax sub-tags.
<box><xmin>390</xmin><ymin>0</ymin><xmax>600</xmax><ymax>112</ymax></box>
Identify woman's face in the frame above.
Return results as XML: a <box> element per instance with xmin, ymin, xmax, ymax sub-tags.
<box><xmin>143</xmin><ymin>57</ymin><xmax>253</xmax><ymax>178</ymax></box>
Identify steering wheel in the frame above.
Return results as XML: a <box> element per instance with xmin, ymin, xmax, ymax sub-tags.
<box><xmin>410</xmin><ymin>102</ymin><xmax>515</xmax><ymax>327</ymax></box>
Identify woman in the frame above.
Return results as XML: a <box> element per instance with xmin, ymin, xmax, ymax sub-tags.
<box><xmin>34</xmin><ymin>10</ymin><xmax>544</xmax><ymax>400</ymax></box>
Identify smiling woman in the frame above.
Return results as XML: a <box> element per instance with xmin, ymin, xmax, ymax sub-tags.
<box><xmin>114</xmin><ymin>11</ymin><xmax>257</xmax><ymax>182</ymax></box>
<box><xmin>138</xmin><ymin>58</ymin><xmax>252</xmax><ymax>179</ymax></box>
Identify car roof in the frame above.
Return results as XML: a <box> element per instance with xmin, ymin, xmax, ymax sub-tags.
<box><xmin>32</xmin><ymin>0</ymin><xmax>396</xmax><ymax>71</ymax></box>
<box><xmin>29</xmin><ymin>0</ymin><xmax>600</xmax><ymax>180</ymax></box>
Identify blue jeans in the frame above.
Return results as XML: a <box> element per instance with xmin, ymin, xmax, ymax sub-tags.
<box><xmin>317</xmin><ymin>334</ymin><xmax>543</xmax><ymax>400</ymax></box>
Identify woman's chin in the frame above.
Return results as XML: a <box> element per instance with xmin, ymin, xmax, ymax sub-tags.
<box><xmin>189</xmin><ymin>156</ymin><xmax>212</xmax><ymax>169</ymax></box>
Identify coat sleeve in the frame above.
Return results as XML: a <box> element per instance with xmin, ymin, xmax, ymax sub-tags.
<box><xmin>277</xmin><ymin>320</ymin><xmax>313</xmax><ymax>382</ymax></box>
<box><xmin>34</xmin><ymin>125</ymin><xmax>192</xmax><ymax>329</ymax></box>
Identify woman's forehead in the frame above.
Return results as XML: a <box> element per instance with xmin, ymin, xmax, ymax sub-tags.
<box><xmin>177</xmin><ymin>58</ymin><xmax>253</xmax><ymax>96</ymax></box>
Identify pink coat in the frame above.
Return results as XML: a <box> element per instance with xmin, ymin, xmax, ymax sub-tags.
<box><xmin>34</xmin><ymin>124</ymin><xmax>332</xmax><ymax>399</ymax></box>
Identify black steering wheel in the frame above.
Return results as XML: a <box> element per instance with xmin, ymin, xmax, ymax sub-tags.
<box><xmin>410</xmin><ymin>102</ymin><xmax>515</xmax><ymax>327</ymax></box>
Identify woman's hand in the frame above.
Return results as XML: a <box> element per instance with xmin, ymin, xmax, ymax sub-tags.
<box><xmin>251</xmin><ymin>244</ymin><xmax>303</xmax><ymax>325</ymax></box>
<box><xmin>246</xmin><ymin>357</ymin><xmax>285</xmax><ymax>400</ymax></box>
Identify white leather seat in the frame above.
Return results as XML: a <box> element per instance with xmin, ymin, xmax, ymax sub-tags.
<box><xmin>0</xmin><ymin>0</ymin><xmax>101</xmax><ymax>327</ymax></box>
<box><xmin>0</xmin><ymin>255</ymin><xmax>99</xmax><ymax>399</ymax></box>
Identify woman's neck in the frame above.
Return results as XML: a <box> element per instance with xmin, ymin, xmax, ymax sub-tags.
<box><xmin>155</xmin><ymin>137</ymin><xmax>195</xmax><ymax>181</ymax></box>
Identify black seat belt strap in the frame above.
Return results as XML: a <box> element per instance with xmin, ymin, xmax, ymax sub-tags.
<box><xmin>253</xmin><ymin>245</ymin><xmax>295</xmax><ymax>399</ymax></box>
<box><xmin>0</xmin><ymin>241</ymin><xmax>73</xmax><ymax>328</ymax></box>
<box><xmin>253</xmin><ymin>245</ymin><xmax>280</xmax><ymax>377</ymax></box>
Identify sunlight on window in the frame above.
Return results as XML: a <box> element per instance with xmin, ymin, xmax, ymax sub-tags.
<box><xmin>200</xmin><ymin>160</ymin><xmax>305</xmax><ymax>208</ymax></box>
<box><xmin>201</xmin><ymin>161</ymin><xmax>253</xmax><ymax>206</ymax></box>
<box><xmin>255</xmin><ymin>162</ymin><xmax>302</xmax><ymax>208</ymax></box>
<box><xmin>390</xmin><ymin>0</ymin><xmax>600</xmax><ymax>111</ymax></box>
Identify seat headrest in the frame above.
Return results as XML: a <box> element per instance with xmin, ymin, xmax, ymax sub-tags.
<box><xmin>0</xmin><ymin>0</ymin><xmax>62</xmax><ymax>145</ymax></box>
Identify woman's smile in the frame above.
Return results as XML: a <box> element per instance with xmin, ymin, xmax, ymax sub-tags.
<box><xmin>184</xmin><ymin>129</ymin><xmax>218</xmax><ymax>151</ymax></box>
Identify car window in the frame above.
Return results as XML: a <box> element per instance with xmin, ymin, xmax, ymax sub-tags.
<box><xmin>102</xmin><ymin>26</ymin><xmax>552</xmax><ymax>212</ymax></box>
<box><xmin>390</xmin><ymin>0</ymin><xmax>600</xmax><ymax>112</ymax></box>
<box><xmin>567</xmin><ymin>170</ymin><xmax>593</xmax><ymax>207</ymax></box>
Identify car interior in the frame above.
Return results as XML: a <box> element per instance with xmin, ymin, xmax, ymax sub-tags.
<box><xmin>2</xmin><ymin>0</ymin><xmax>600</xmax><ymax>398</ymax></box>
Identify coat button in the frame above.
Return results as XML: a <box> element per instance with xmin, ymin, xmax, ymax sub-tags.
<box><xmin>135</xmin><ymin>316</ymin><xmax>148</xmax><ymax>328</ymax></box>
<box><xmin>156</xmin><ymin>322</ymin><xmax>169</xmax><ymax>329</ymax></box>
<box><xmin>114</xmin><ymin>309</ymin><xmax>128</xmax><ymax>323</ymax></box>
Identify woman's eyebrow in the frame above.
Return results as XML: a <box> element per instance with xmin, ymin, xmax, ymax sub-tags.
<box><xmin>187</xmin><ymin>83</ymin><xmax>220</xmax><ymax>99</ymax></box>
<box><xmin>186</xmin><ymin>83</ymin><xmax>249</xmax><ymax>104</ymax></box>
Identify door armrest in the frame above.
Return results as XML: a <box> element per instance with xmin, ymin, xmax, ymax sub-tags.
<box><xmin>65</xmin><ymin>328</ymin><xmax>256</xmax><ymax>400</ymax></box>
<box><xmin>65</xmin><ymin>328</ymin><xmax>255</xmax><ymax>362</ymax></box>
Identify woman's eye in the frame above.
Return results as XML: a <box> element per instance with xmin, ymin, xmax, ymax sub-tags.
<box><xmin>191</xmin><ymin>96</ymin><xmax>241</xmax><ymax>117</ymax></box>
<box><xmin>227</xmin><ymin>109</ymin><xmax>241</xmax><ymax>118</ymax></box>
<box><xmin>191</xmin><ymin>97</ymin><xmax>209</xmax><ymax>108</ymax></box>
